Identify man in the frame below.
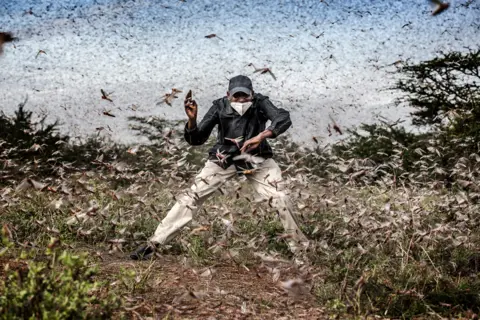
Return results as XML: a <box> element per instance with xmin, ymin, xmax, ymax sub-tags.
<box><xmin>130</xmin><ymin>75</ymin><xmax>308</xmax><ymax>261</ymax></box>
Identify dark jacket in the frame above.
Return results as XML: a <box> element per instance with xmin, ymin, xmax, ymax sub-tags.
<box><xmin>184</xmin><ymin>93</ymin><xmax>291</xmax><ymax>168</ymax></box>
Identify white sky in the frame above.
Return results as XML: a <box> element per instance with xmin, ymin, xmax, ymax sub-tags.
<box><xmin>1</xmin><ymin>0</ymin><xmax>479</xmax><ymax>146</ymax></box>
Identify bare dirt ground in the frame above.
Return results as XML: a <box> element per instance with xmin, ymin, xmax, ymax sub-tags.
<box><xmin>98</xmin><ymin>253</ymin><xmax>329</xmax><ymax>320</ymax></box>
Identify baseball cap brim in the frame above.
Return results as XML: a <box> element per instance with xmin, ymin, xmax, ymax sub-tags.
<box><xmin>229</xmin><ymin>87</ymin><xmax>252</xmax><ymax>96</ymax></box>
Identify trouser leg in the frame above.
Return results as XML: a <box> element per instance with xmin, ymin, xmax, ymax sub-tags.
<box><xmin>149</xmin><ymin>161</ymin><xmax>237</xmax><ymax>245</ymax></box>
<box><xmin>248</xmin><ymin>158</ymin><xmax>308</xmax><ymax>253</ymax></box>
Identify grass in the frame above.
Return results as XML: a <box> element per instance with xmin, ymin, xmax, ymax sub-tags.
<box><xmin>5</xmin><ymin>165</ymin><xmax>480</xmax><ymax>318</ymax></box>
<box><xmin>2</xmin><ymin>114</ymin><xmax>480</xmax><ymax>319</ymax></box>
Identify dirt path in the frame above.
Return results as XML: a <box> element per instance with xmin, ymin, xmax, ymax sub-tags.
<box><xmin>99</xmin><ymin>254</ymin><xmax>328</xmax><ymax>319</ymax></box>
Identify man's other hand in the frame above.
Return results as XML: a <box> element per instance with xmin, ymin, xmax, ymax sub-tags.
<box><xmin>240</xmin><ymin>135</ymin><xmax>262</xmax><ymax>153</ymax></box>
<box><xmin>241</xmin><ymin>130</ymin><xmax>272</xmax><ymax>153</ymax></box>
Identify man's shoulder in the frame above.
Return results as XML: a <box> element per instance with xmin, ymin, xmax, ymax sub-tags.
<box><xmin>212</xmin><ymin>97</ymin><xmax>227</xmax><ymax>110</ymax></box>
<box><xmin>253</xmin><ymin>93</ymin><xmax>269</xmax><ymax>101</ymax></box>
<box><xmin>214</xmin><ymin>97</ymin><xmax>225</xmax><ymax>103</ymax></box>
<box><xmin>253</xmin><ymin>93</ymin><xmax>270</xmax><ymax>109</ymax></box>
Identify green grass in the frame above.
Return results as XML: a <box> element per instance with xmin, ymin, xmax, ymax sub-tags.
<box><xmin>3</xmin><ymin>128</ymin><xmax>480</xmax><ymax>319</ymax></box>
<box><xmin>4</xmin><ymin>171</ymin><xmax>480</xmax><ymax>318</ymax></box>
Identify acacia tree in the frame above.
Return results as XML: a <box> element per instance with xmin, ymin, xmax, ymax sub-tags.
<box><xmin>396</xmin><ymin>49</ymin><xmax>480</xmax><ymax>134</ymax></box>
<box><xmin>331</xmin><ymin>49</ymin><xmax>480</xmax><ymax>185</ymax></box>
<box><xmin>394</xmin><ymin>49</ymin><xmax>480</xmax><ymax>175</ymax></box>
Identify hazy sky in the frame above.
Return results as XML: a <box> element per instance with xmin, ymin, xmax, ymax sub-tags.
<box><xmin>1</xmin><ymin>0</ymin><xmax>479</xmax><ymax>146</ymax></box>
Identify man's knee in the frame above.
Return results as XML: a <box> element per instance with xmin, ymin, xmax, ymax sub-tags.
<box><xmin>177</xmin><ymin>191</ymin><xmax>199</xmax><ymax>207</ymax></box>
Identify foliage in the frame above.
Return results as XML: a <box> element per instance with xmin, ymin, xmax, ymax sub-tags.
<box><xmin>0</xmin><ymin>98</ymin><xmax>126</xmax><ymax>183</ymax></box>
<box><xmin>332</xmin><ymin>120</ymin><xmax>422</xmax><ymax>172</ymax></box>
<box><xmin>316</xmin><ymin>49</ymin><xmax>480</xmax><ymax>188</ymax></box>
<box><xmin>395</xmin><ymin>49</ymin><xmax>480</xmax><ymax>128</ymax></box>
<box><xmin>0</xmin><ymin>240</ymin><xmax>121</xmax><ymax>319</ymax></box>
<box><xmin>1</xmin><ymin>48</ymin><xmax>480</xmax><ymax>319</ymax></box>
<box><xmin>128</xmin><ymin>115</ymin><xmax>183</xmax><ymax>146</ymax></box>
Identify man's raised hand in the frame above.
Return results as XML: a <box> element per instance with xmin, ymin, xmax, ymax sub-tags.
<box><xmin>184</xmin><ymin>90</ymin><xmax>198</xmax><ymax>121</ymax></box>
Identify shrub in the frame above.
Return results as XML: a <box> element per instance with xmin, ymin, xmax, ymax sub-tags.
<box><xmin>0</xmin><ymin>241</ymin><xmax>121</xmax><ymax>319</ymax></box>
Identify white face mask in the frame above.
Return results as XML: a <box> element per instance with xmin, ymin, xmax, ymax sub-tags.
<box><xmin>230</xmin><ymin>101</ymin><xmax>252</xmax><ymax>116</ymax></box>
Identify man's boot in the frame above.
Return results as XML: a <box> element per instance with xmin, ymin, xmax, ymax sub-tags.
<box><xmin>130</xmin><ymin>243</ymin><xmax>157</xmax><ymax>260</ymax></box>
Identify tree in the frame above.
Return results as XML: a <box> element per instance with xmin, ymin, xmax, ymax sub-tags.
<box><xmin>395</xmin><ymin>49</ymin><xmax>480</xmax><ymax>130</ymax></box>
<box><xmin>330</xmin><ymin>49</ymin><xmax>480</xmax><ymax>186</ymax></box>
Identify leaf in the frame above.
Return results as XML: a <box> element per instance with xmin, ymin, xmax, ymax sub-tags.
<box><xmin>189</xmin><ymin>225</ymin><xmax>209</xmax><ymax>235</ymax></box>
<box><xmin>350</xmin><ymin>170</ymin><xmax>366</xmax><ymax>180</ymax></box>
<box><xmin>15</xmin><ymin>179</ymin><xmax>31</xmax><ymax>192</ymax></box>
<box><xmin>272</xmin><ymin>268</ymin><xmax>281</xmax><ymax>282</ymax></box>
<box><xmin>48</xmin><ymin>198</ymin><xmax>65</xmax><ymax>210</ymax></box>
<box><xmin>241</xmin><ymin>301</ymin><xmax>248</xmax><ymax>314</ymax></box>
<box><xmin>199</xmin><ymin>267</ymin><xmax>215</xmax><ymax>278</ymax></box>
<box><xmin>15</xmin><ymin>179</ymin><xmax>47</xmax><ymax>192</ymax></box>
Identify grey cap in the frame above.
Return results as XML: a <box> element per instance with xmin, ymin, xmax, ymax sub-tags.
<box><xmin>228</xmin><ymin>75</ymin><xmax>253</xmax><ymax>96</ymax></box>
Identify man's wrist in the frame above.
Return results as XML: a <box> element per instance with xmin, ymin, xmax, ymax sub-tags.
<box><xmin>260</xmin><ymin>130</ymin><xmax>273</xmax><ymax>140</ymax></box>
<box><xmin>187</xmin><ymin>119</ymin><xmax>197</xmax><ymax>130</ymax></box>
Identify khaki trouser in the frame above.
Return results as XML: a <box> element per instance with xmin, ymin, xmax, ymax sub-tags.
<box><xmin>150</xmin><ymin>158</ymin><xmax>308</xmax><ymax>253</ymax></box>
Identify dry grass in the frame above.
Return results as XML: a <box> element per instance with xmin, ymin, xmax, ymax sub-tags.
<box><xmin>2</xmin><ymin>126</ymin><xmax>480</xmax><ymax>319</ymax></box>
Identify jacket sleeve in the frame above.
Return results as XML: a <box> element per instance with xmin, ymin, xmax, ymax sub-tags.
<box><xmin>259</xmin><ymin>97</ymin><xmax>292</xmax><ymax>138</ymax></box>
<box><xmin>184</xmin><ymin>100</ymin><xmax>219</xmax><ymax>145</ymax></box>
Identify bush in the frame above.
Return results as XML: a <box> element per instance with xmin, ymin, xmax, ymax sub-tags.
<box><xmin>0</xmin><ymin>100</ymin><xmax>188</xmax><ymax>185</ymax></box>
<box><xmin>0</xmin><ymin>99</ymin><xmax>69</xmax><ymax>179</ymax></box>
<box><xmin>0</xmin><ymin>99</ymin><xmax>127</xmax><ymax>183</ymax></box>
<box><xmin>0</xmin><ymin>242</ymin><xmax>121</xmax><ymax>319</ymax></box>
<box><xmin>332</xmin><ymin>120</ymin><xmax>422</xmax><ymax>172</ymax></box>
<box><xmin>313</xmin><ymin>49</ymin><xmax>480</xmax><ymax>189</ymax></box>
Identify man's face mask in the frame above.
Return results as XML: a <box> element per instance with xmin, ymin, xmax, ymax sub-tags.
<box><xmin>230</xmin><ymin>101</ymin><xmax>252</xmax><ymax>116</ymax></box>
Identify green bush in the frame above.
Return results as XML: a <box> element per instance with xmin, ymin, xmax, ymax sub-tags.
<box><xmin>332</xmin><ymin>121</ymin><xmax>422</xmax><ymax>172</ymax></box>
<box><xmin>0</xmin><ymin>244</ymin><xmax>121</xmax><ymax>319</ymax></box>
<box><xmin>320</xmin><ymin>49</ymin><xmax>480</xmax><ymax>188</ymax></box>
<box><xmin>0</xmin><ymin>99</ymin><xmax>127</xmax><ymax>183</ymax></box>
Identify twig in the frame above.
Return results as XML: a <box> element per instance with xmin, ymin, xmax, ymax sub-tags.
<box><xmin>403</xmin><ymin>234</ymin><xmax>416</xmax><ymax>270</ymax></box>
<box><xmin>419</xmin><ymin>244</ymin><xmax>441</xmax><ymax>275</ymax></box>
